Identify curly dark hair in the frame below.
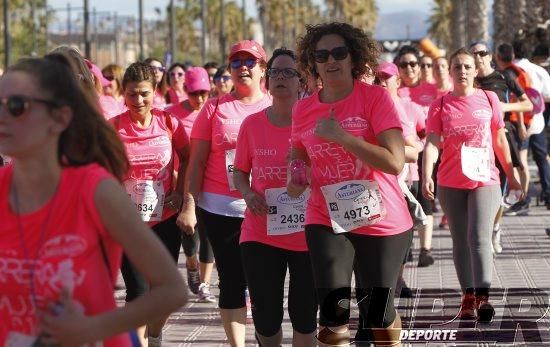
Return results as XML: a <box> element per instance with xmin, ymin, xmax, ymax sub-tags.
<box><xmin>122</xmin><ymin>62</ymin><xmax>157</xmax><ymax>90</ymax></box>
<box><xmin>296</xmin><ymin>22</ymin><xmax>379</xmax><ymax>80</ymax></box>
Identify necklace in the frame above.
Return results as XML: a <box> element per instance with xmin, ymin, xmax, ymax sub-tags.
<box><xmin>12</xmin><ymin>175</ymin><xmax>61</xmax><ymax>311</ymax></box>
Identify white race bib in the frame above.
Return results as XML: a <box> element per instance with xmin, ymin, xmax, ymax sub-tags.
<box><xmin>321</xmin><ymin>180</ymin><xmax>385</xmax><ymax>234</ymax></box>
<box><xmin>5</xmin><ymin>332</ymin><xmax>35</xmax><ymax>347</ymax></box>
<box><xmin>225</xmin><ymin>149</ymin><xmax>236</xmax><ymax>191</ymax></box>
<box><xmin>461</xmin><ymin>145</ymin><xmax>490</xmax><ymax>182</ymax></box>
<box><xmin>265</xmin><ymin>187</ymin><xmax>310</xmax><ymax>236</ymax></box>
<box><xmin>124</xmin><ymin>180</ymin><xmax>165</xmax><ymax>222</ymax></box>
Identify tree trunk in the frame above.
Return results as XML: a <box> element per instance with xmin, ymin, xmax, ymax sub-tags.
<box><xmin>450</xmin><ymin>1</ymin><xmax>466</xmax><ymax>51</ymax></box>
<box><xmin>465</xmin><ymin>0</ymin><xmax>488</xmax><ymax>45</ymax></box>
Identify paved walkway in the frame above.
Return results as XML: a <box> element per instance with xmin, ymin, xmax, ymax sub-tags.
<box><xmin>117</xmin><ymin>193</ymin><xmax>550</xmax><ymax>346</ymax></box>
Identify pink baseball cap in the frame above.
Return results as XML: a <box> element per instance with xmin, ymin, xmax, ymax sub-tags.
<box><xmin>377</xmin><ymin>62</ymin><xmax>399</xmax><ymax>78</ymax></box>
<box><xmin>185</xmin><ymin>67</ymin><xmax>211</xmax><ymax>93</ymax></box>
<box><xmin>228</xmin><ymin>40</ymin><xmax>267</xmax><ymax>62</ymax></box>
<box><xmin>85</xmin><ymin>59</ymin><xmax>110</xmax><ymax>87</ymax></box>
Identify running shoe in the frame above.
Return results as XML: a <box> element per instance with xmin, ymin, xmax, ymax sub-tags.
<box><xmin>492</xmin><ymin>225</ymin><xmax>502</xmax><ymax>254</ymax></box>
<box><xmin>417</xmin><ymin>248</ymin><xmax>434</xmax><ymax>267</ymax></box>
<box><xmin>503</xmin><ymin>200</ymin><xmax>530</xmax><ymax>216</ymax></box>
<box><xmin>197</xmin><ymin>283</ymin><xmax>216</xmax><ymax>303</ymax></box>
<box><xmin>148</xmin><ymin>332</ymin><xmax>162</xmax><ymax>347</ymax></box>
<box><xmin>438</xmin><ymin>215</ymin><xmax>448</xmax><ymax>229</ymax></box>
<box><xmin>476</xmin><ymin>295</ymin><xmax>495</xmax><ymax>323</ymax></box>
<box><xmin>186</xmin><ymin>268</ymin><xmax>200</xmax><ymax>295</ymax></box>
<box><xmin>457</xmin><ymin>293</ymin><xmax>476</xmax><ymax>320</ymax></box>
<box><xmin>316</xmin><ymin>327</ymin><xmax>351</xmax><ymax>346</ymax></box>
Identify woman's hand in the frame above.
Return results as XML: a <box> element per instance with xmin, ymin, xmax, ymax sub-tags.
<box><xmin>422</xmin><ymin>177</ymin><xmax>435</xmax><ymax>201</ymax></box>
<box><xmin>314</xmin><ymin>109</ymin><xmax>346</xmax><ymax>143</ymax></box>
<box><xmin>243</xmin><ymin>191</ymin><xmax>269</xmax><ymax>216</ymax></box>
<box><xmin>39</xmin><ymin>288</ymin><xmax>95</xmax><ymax>347</ymax></box>
<box><xmin>176</xmin><ymin>206</ymin><xmax>197</xmax><ymax>235</ymax></box>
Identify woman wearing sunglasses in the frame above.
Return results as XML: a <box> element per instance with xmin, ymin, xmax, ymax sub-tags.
<box><xmin>422</xmin><ymin>48</ymin><xmax>522</xmax><ymax>322</ymax></box>
<box><xmin>166</xmin><ymin>67</ymin><xmax>216</xmax><ymax>302</ymax></box>
<box><xmin>0</xmin><ymin>55</ymin><xmax>187</xmax><ymax>346</ymax></box>
<box><xmin>111</xmin><ymin>62</ymin><xmax>190</xmax><ymax>346</ymax></box>
<box><xmin>177</xmin><ymin>39</ymin><xmax>271</xmax><ymax>347</ymax></box>
<box><xmin>165</xmin><ymin>63</ymin><xmax>188</xmax><ymax>105</ymax></box>
<box><xmin>101</xmin><ymin>64</ymin><xmax>127</xmax><ymax>119</ymax></box>
<box><xmin>233</xmin><ymin>47</ymin><xmax>317</xmax><ymax>347</ymax></box>
<box><xmin>289</xmin><ymin>22</ymin><xmax>412</xmax><ymax>346</ymax></box>
<box><xmin>144</xmin><ymin>57</ymin><xmax>168</xmax><ymax>109</ymax></box>
<box><xmin>213</xmin><ymin>66</ymin><xmax>234</xmax><ymax>97</ymax></box>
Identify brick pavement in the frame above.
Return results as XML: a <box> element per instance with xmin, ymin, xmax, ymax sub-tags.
<box><xmin>117</xmin><ymin>202</ymin><xmax>550</xmax><ymax>346</ymax></box>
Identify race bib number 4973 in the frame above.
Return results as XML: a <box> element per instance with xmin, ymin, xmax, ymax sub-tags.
<box><xmin>321</xmin><ymin>180</ymin><xmax>385</xmax><ymax>234</ymax></box>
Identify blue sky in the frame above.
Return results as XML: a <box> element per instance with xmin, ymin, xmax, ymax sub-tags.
<box><xmin>47</xmin><ymin>0</ymin><xmax>435</xmax><ymax>19</ymax></box>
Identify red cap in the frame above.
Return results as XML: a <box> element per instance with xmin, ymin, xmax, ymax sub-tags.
<box><xmin>228</xmin><ymin>40</ymin><xmax>267</xmax><ymax>62</ymax></box>
<box><xmin>377</xmin><ymin>62</ymin><xmax>399</xmax><ymax>78</ymax></box>
<box><xmin>85</xmin><ymin>59</ymin><xmax>110</xmax><ymax>87</ymax></box>
<box><xmin>185</xmin><ymin>67</ymin><xmax>211</xmax><ymax>93</ymax></box>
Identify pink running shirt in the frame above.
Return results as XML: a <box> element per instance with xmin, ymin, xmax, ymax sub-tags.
<box><xmin>191</xmin><ymin>93</ymin><xmax>272</xmax><ymax>198</ymax></box>
<box><xmin>111</xmin><ymin>108</ymin><xmax>188</xmax><ymax>225</ymax></box>
<box><xmin>398</xmin><ymin>81</ymin><xmax>439</xmax><ymax>116</ymax></box>
<box><xmin>291</xmin><ymin>81</ymin><xmax>413</xmax><ymax>236</ymax></box>
<box><xmin>399</xmin><ymin>98</ymin><xmax>425</xmax><ymax>182</ymax></box>
<box><xmin>234</xmin><ymin>110</ymin><xmax>308</xmax><ymax>251</ymax></box>
<box><xmin>166</xmin><ymin>88</ymin><xmax>188</xmax><ymax>105</ymax></box>
<box><xmin>426</xmin><ymin>89</ymin><xmax>504</xmax><ymax>189</ymax></box>
<box><xmin>166</xmin><ymin>102</ymin><xmax>200</xmax><ymax>140</ymax></box>
<box><xmin>99</xmin><ymin>94</ymin><xmax>127</xmax><ymax>120</ymax></box>
<box><xmin>0</xmin><ymin>164</ymin><xmax>131</xmax><ymax>347</ymax></box>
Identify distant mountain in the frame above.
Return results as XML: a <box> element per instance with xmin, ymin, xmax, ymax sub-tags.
<box><xmin>374</xmin><ymin>10</ymin><xmax>430</xmax><ymax>40</ymax></box>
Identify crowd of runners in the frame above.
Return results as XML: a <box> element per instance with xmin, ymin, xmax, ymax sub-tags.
<box><xmin>1</xmin><ymin>20</ymin><xmax>550</xmax><ymax>347</ymax></box>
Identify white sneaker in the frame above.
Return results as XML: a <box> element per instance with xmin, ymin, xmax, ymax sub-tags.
<box><xmin>492</xmin><ymin>226</ymin><xmax>502</xmax><ymax>254</ymax></box>
<box><xmin>148</xmin><ymin>332</ymin><xmax>162</xmax><ymax>347</ymax></box>
<box><xmin>198</xmin><ymin>283</ymin><xmax>216</xmax><ymax>303</ymax></box>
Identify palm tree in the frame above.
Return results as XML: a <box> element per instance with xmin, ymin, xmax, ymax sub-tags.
<box><xmin>427</xmin><ymin>0</ymin><xmax>452</xmax><ymax>51</ymax></box>
<box><xmin>325</xmin><ymin>0</ymin><xmax>377</xmax><ymax>34</ymax></box>
<box><xmin>449</xmin><ymin>0</ymin><xmax>466</xmax><ymax>51</ymax></box>
<box><xmin>465</xmin><ymin>0</ymin><xmax>488</xmax><ymax>46</ymax></box>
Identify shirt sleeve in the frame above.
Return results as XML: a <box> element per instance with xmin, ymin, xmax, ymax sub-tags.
<box><xmin>168</xmin><ymin>113</ymin><xmax>189</xmax><ymax>151</ymax></box>
<box><xmin>191</xmin><ymin>98</ymin><xmax>217</xmax><ymax>141</ymax></box>
<box><xmin>234</xmin><ymin>117</ymin><xmax>253</xmax><ymax>173</ymax></box>
<box><xmin>426</xmin><ymin>96</ymin><xmax>443</xmax><ymax>135</ymax></box>
<box><xmin>368</xmin><ymin>87</ymin><xmax>402</xmax><ymax>135</ymax></box>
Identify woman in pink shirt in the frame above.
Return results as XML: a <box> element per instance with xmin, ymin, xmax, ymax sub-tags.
<box><xmin>422</xmin><ymin>48</ymin><xmax>522</xmax><ymax>322</ymax></box>
<box><xmin>101</xmin><ymin>64</ymin><xmax>127</xmax><ymax>119</ymax></box>
<box><xmin>289</xmin><ymin>23</ymin><xmax>412</xmax><ymax>346</ymax></box>
<box><xmin>233</xmin><ymin>48</ymin><xmax>317</xmax><ymax>347</ymax></box>
<box><xmin>165</xmin><ymin>63</ymin><xmax>188</xmax><ymax>105</ymax></box>
<box><xmin>0</xmin><ymin>54</ymin><xmax>186</xmax><ymax>346</ymax></box>
<box><xmin>166</xmin><ymin>67</ymin><xmax>216</xmax><ymax>301</ymax></box>
<box><xmin>111</xmin><ymin>62</ymin><xmax>190</xmax><ymax>345</ymax></box>
<box><xmin>177</xmin><ymin>40</ymin><xmax>272</xmax><ymax>347</ymax></box>
<box><xmin>144</xmin><ymin>57</ymin><xmax>168</xmax><ymax>109</ymax></box>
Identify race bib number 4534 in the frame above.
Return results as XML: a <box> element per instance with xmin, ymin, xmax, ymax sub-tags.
<box><xmin>321</xmin><ymin>180</ymin><xmax>385</xmax><ymax>234</ymax></box>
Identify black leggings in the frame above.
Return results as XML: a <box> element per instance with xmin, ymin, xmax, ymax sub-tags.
<box><xmin>198</xmin><ymin>207</ymin><xmax>246</xmax><ymax>309</ymax></box>
<box><xmin>241</xmin><ymin>241</ymin><xmax>318</xmax><ymax>336</ymax></box>
<box><xmin>305</xmin><ymin>225</ymin><xmax>412</xmax><ymax>328</ymax></box>
<box><xmin>121</xmin><ymin>214</ymin><xmax>181</xmax><ymax>302</ymax></box>
<box><xmin>193</xmin><ymin>208</ymin><xmax>215</xmax><ymax>263</ymax></box>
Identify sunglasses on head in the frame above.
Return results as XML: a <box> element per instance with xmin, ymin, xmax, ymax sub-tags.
<box><xmin>0</xmin><ymin>95</ymin><xmax>59</xmax><ymax>118</ymax></box>
<box><xmin>170</xmin><ymin>72</ymin><xmax>184</xmax><ymax>77</ymax></box>
<box><xmin>472</xmin><ymin>50</ymin><xmax>490</xmax><ymax>57</ymax></box>
<box><xmin>420</xmin><ymin>63</ymin><xmax>432</xmax><ymax>69</ymax></box>
<box><xmin>313</xmin><ymin>46</ymin><xmax>349</xmax><ymax>63</ymax></box>
<box><xmin>399</xmin><ymin>61</ymin><xmax>418</xmax><ymax>69</ymax></box>
<box><xmin>266</xmin><ymin>68</ymin><xmax>300</xmax><ymax>79</ymax></box>
<box><xmin>230</xmin><ymin>58</ymin><xmax>259</xmax><ymax>69</ymax></box>
<box><xmin>214</xmin><ymin>75</ymin><xmax>231</xmax><ymax>83</ymax></box>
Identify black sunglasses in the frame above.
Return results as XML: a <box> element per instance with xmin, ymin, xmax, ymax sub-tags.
<box><xmin>420</xmin><ymin>63</ymin><xmax>432</xmax><ymax>69</ymax></box>
<box><xmin>472</xmin><ymin>50</ymin><xmax>490</xmax><ymax>57</ymax></box>
<box><xmin>313</xmin><ymin>46</ymin><xmax>349</xmax><ymax>63</ymax></box>
<box><xmin>399</xmin><ymin>61</ymin><xmax>418</xmax><ymax>69</ymax></box>
<box><xmin>266</xmin><ymin>68</ymin><xmax>300</xmax><ymax>79</ymax></box>
<box><xmin>214</xmin><ymin>75</ymin><xmax>231</xmax><ymax>83</ymax></box>
<box><xmin>230</xmin><ymin>58</ymin><xmax>259</xmax><ymax>69</ymax></box>
<box><xmin>0</xmin><ymin>95</ymin><xmax>60</xmax><ymax>117</ymax></box>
